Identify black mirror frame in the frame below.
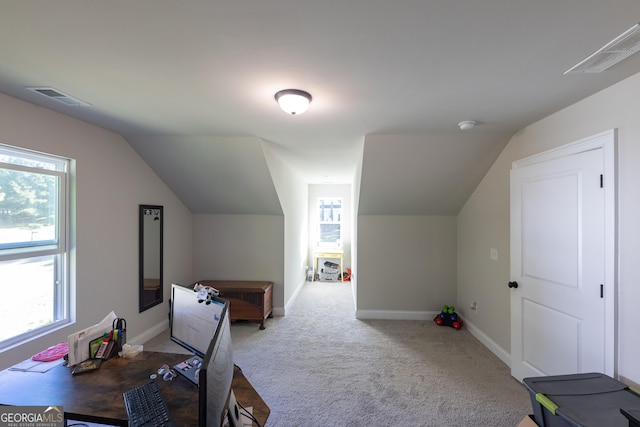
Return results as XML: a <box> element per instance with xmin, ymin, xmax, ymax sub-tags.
<box><xmin>139</xmin><ymin>204</ymin><xmax>163</xmax><ymax>312</ymax></box>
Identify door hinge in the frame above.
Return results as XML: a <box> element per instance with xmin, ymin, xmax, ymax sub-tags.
<box><xmin>600</xmin><ymin>174</ymin><xmax>604</xmax><ymax>188</ymax></box>
<box><xmin>600</xmin><ymin>284</ymin><xmax>604</xmax><ymax>298</ymax></box>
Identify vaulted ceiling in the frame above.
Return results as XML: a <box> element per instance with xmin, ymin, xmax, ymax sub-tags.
<box><xmin>1</xmin><ymin>1</ymin><xmax>639</xmax><ymax>215</ymax></box>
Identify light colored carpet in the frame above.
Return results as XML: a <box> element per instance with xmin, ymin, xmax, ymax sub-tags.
<box><xmin>144</xmin><ymin>282</ymin><xmax>532</xmax><ymax>426</ymax></box>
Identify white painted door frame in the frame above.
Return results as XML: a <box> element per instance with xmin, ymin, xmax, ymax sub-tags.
<box><xmin>510</xmin><ymin>129</ymin><xmax>617</xmax><ymax>379</ymax></box>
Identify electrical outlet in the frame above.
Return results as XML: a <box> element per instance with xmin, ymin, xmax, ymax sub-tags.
<box><xmin>470</xmin><ymin>302</ymin><xmax>477</xmax><ymax>312</ymax></box>
<box><xmin>490</xmin><ymin>248</ymin><xmax>498</xmax><ymax>261</ymax></box>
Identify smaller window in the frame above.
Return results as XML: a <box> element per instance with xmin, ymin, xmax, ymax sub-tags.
<box><xmin>317</xmin><ymin>197</ymin><xmax>342</xmax><ymax>247</ymax></box>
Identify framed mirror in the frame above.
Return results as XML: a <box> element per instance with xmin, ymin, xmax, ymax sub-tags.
<box><xmin>139</xmin><ymin>205</ymin><xmax>163</xmax><ymax>312</ymax></box>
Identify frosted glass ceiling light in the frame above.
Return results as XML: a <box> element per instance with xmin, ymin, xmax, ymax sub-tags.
<box><xmin>275</xmin><ymin>89</ymin><xmax>312</xmax><ymax>115</ymax></box>
<box><xmin>458</xmin><ymin>120</ymin><xmax>477</xmax><ymax>130</ymax></box>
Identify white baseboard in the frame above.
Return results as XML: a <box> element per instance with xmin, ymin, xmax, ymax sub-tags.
<box><xmin>460</xmin><ymin>316</ymin><xmax>511</xmax><ymax>367</ymax></box>
<box><xmin>128</xmin><ymin>319</ymin><xmax>169</xmax><ymax>346</ymax></box>
<box><xmin>281</xmin><ymin>279</ymin><xmax>306</xmax><ymax>316</ymax></box>
<box><xmin>356</xmin><ymin>309</ymin><xmax>439</xmax><ymax>321</ymax></box>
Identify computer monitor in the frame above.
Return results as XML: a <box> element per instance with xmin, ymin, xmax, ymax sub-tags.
<box><xmin>170</xmin><ymin>283</ymin><xmax>225</xmax><ymax>358</ymax></box>
<box><xmin>198</xmin><ymin>297</ymin><xmax>235</xmax><ymax>427</ymax></box>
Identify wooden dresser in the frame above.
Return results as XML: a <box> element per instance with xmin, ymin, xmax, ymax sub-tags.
<box><xmin>195</xmin><ymin>280</ymin><xmax>273</xmax><ymax>329</ymax></box>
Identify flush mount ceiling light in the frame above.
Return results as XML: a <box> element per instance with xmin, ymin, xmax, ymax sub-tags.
<box><xmin>274</xmin><ymin>89</ymin><xmax>312</xmax><ymax>115</ymax></box>
<box><xmin>565</xmin><ymin>23</ymin><xmax>640</xmax><ymax>74</ymax></box>
<box><xmin>458</xmin><ymin>120</ymin><xmax>477</xmax><ymax>130</ymax></box>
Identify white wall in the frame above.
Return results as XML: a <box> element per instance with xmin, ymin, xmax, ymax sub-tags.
<box><xmin>457</xmin><ymin>71</ymin><xmax>640</xmax><ymax>386</ymax></box>
<box><xmin>191</xmin><ymin>214</ymin><xmax>285</xmax><ymax>309</ymax></box>
<box><xmin>456</xmin><ymin>152</ymin><xmax>511</xmax><ymax>353</ymax></box>
<box><xmin>351</xmin><ymin>144</ymin><xmax>364</xmax><ymax>309</ymax></box>
<box><xmin>0</xmin><ymin>93</ymin><xmax>192</xmax><ymax>371</ymax></box>
<box><xmin>356</xmin><ymin>215</ymin><xmax>457</xmax><ymax>318</ymax></box>
<box><xmin>261</xmin><ymin>139</ymin><xmax>308</xmax><ymax>312</ymax></box>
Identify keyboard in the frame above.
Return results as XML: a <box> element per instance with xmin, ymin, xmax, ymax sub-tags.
<box><xmin>123</xmin><ymin>381</ymin><xmax>176</xmax><ymax>427</ymax></box>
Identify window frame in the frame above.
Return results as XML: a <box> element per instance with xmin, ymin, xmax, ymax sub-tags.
<box><xmin>317</xmin><ymin>197</ymin><xmax>343</xmax><ymax>248</ymax></box>
<box><xmin>0</xmin><ymin>144</ymin><xmax>71</xmax><ymax>350</ymax></box>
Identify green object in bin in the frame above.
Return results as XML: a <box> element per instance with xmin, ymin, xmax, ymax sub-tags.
<box><xmin>535</xmin><ymin>393</ymin><xmax>558</xmax><ymax>416</ymax></box>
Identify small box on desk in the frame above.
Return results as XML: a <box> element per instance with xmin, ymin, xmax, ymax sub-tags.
<box><xmin>523</xmin><ymin>372</ymin><xmax>640</xmax><ymax>427</ymax></box>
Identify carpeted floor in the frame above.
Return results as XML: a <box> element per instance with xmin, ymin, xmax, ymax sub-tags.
<box><xmin>144</xmin><ymin>282</ymin><xmax>532</xmax><ymax>426</ymax></box>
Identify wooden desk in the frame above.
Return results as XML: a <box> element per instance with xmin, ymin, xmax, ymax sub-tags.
<box><xmin>312</xmin><ymin>250</ymin><xmax>344</xmax><ymax>282</ymax></box>
<box><xmin>0</xmin><ymin>352</ymin><xmax>269</xmax><ymax>426</ymax></box>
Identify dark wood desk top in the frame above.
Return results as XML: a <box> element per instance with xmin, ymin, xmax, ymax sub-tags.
<box><xmin>231</xmin><ymin>364</ymin><xmax>270</xmax><ymax>424</ymax></box>
<box><xmin>0</xmin><ymin>351</ymin><xmax>269</xmax><ymax>426</ymax></box>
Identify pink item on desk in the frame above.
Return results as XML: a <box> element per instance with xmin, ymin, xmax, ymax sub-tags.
<box><xmin>32</xmin><ymin>342</ymin><xmax>68</xmax><ymax>362</ymax></box>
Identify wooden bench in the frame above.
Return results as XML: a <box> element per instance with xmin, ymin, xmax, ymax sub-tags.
<box><xmin>194</xmin><ymin>280</ymin><xmax>274</xmax><ymax>330</ymax></box>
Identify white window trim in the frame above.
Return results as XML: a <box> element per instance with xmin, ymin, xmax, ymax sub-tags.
<box><xmin>0</xmin><ymin>144</ymin><xmax>71</xmax><ymax>351</ymax></box>
<box><xmin>317</xmin><ymin>197</ymin><xmax>343</xmax><ymax>249</ymax></box>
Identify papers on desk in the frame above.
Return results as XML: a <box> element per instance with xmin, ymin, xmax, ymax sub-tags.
<box><xmin>67</xmin><ymin>311</ymin><xmax>118</xmax><ymax>366</ymax></box>
<box><xmin>9</xmin><ymin>358</ymin><xmax>64</xmax><ymax>373</ymax></box>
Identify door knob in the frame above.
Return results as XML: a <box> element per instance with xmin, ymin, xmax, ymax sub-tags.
<box><xmin>508</xmin><ymin>281</ymin><xmax>519</xmax><ymax>289</ymax></box>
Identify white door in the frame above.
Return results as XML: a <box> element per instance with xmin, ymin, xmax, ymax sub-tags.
<box><xmin>510</xmin><ymin>132</ymin><xmax>615</xmax><ymax>382</ymax></box>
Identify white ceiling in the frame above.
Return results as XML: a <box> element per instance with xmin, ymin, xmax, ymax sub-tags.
<box><xmin>1</xmin><ymin>1</ymin><xmax>639</xmax><ymax>214</ymax></box>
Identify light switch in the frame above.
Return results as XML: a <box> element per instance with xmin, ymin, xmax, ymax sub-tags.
<box><xmin>490</xmin><ymin>248</ymin><xmax>498</xmax><ymax>261</ymax></box>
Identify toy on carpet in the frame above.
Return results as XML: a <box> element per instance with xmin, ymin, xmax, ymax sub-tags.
<box><xmin>434</xmin><ymin>305</ymin><xmax>463</xmax><ymax>330</ymax></box>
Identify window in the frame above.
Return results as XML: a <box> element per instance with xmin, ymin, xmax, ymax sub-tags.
<box><xmin>317</xmin><ymin>197</ymin><xmax>342</xmax><ymax>247</ymax></box>
<box><xmin>0</xmin><ymin>145</ymin><xmax>70</xmax><ymax>350</ymax></box>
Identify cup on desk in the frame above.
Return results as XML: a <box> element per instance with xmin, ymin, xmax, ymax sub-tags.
<box><xmin>113</xmin><ymin>318</ymin><xmax>127</xmax><ymax>345</ymax></box>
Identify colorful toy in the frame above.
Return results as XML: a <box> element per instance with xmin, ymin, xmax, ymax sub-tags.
<box><xmin>434</xmin><ymin>305</ymin><xmax>463</xmax><ymax>330</ymax></box>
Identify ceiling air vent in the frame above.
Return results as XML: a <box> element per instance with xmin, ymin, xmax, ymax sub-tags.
<box><xmin>565</xmin><ymin>23</ymin><xmax>640</xmax><ymax>74</ymax></box>
<box><xmin>26</xmin><ymin>87</ymin><xmax>91</xmax><ymax>106</ymax></box>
